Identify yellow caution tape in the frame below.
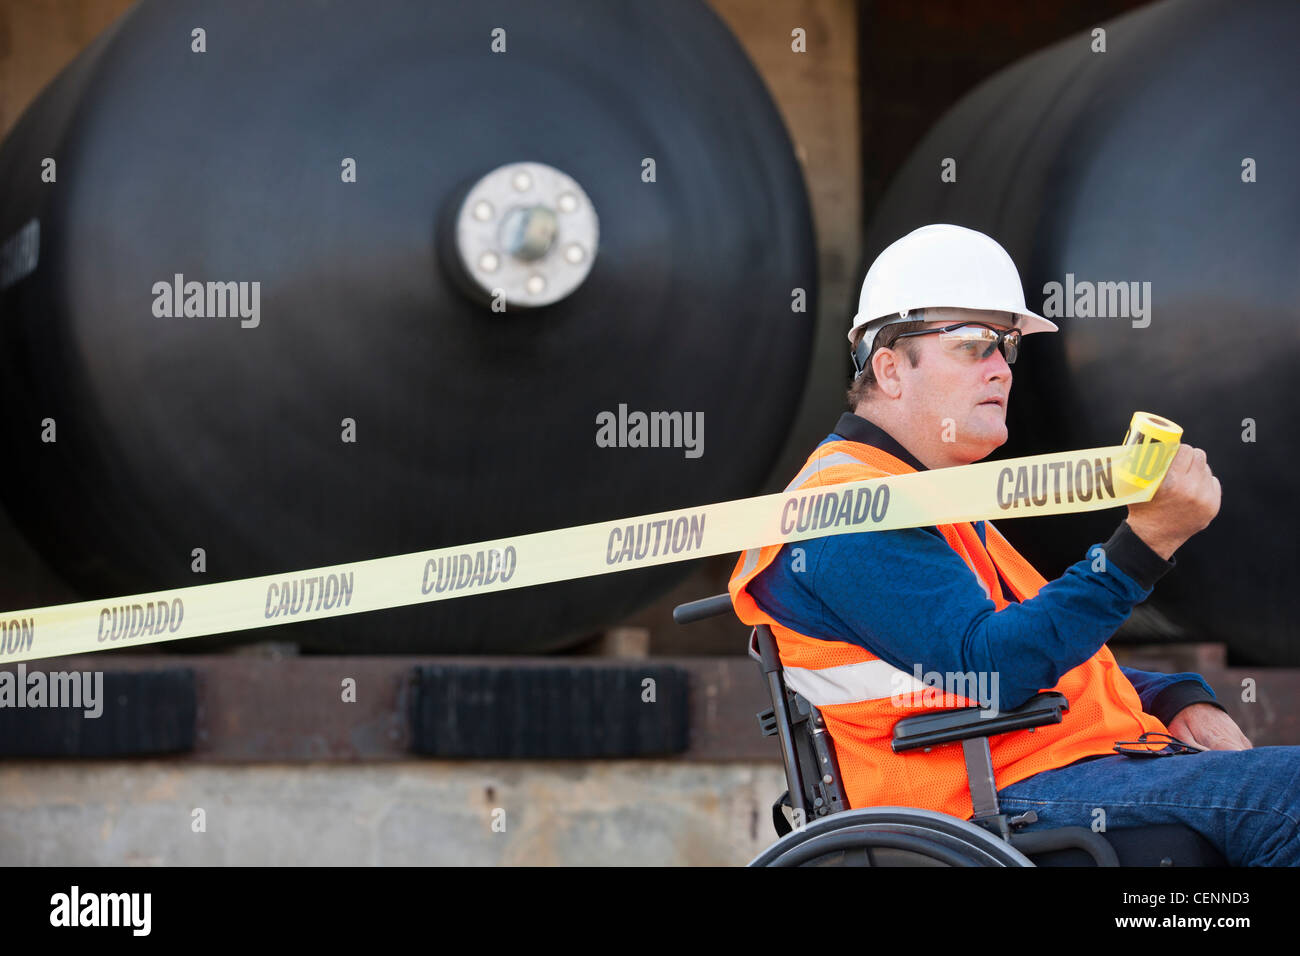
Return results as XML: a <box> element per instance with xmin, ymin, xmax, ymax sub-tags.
<box><xmin>0</xmin><ymin>413</ymin><xmax>1181</xmax><ymax>664</ymax></box>
<box><xmin>1118</xmin><ymin>411</ymin><xmax>1184</xmax><ymax>488</ymax></box>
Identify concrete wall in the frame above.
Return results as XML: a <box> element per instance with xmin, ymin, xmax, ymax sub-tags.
<box><xmin>0</xmin><ymin>760</ymin><xmax>787</xmax><ymax>865</ymax></box>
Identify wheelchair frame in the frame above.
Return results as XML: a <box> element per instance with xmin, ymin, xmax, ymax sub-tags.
<box><xmin>674</xmin><ymin>593</ymin><xmax>1227</xmax><ymax>867</ymax></box>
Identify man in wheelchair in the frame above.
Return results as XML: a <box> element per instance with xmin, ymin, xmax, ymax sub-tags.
<box><xmin>727</xmin><ymin>225</ymin><xmax>1298</xmax><ymax>866</ymax></box>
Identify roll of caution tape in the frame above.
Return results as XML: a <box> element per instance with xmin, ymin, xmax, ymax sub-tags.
<box><xmin>0</xmin><ymin>413</ymin><xmax>1181</xmax><ymax>664</ymax></box>
<box><xmin>1118</xmin><ymin>411</ymin><xmax>1184</xmax><ymax>489</ymax></box>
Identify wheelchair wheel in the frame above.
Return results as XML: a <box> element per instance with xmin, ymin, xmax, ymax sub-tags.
<box><xmin>749</xmin><ymin>807</ymin><xmax>1036</xmax><ymax>867</ymax></box>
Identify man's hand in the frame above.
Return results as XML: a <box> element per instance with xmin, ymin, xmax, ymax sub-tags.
<box><xmin>1126</xmin><ymin>444</ymin><xmax>1221</xmax><ymax>560</ymax></box>
<box><xmin>1166</xmin><ymin>703</ymin><xmax>1252</xmax><ymax>751</ymax></box>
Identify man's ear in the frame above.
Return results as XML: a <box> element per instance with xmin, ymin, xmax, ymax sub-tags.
<box><xmin>872</xmin><ymin>347</ymin><xmax>904</xmax><ymax>399</ymax></box>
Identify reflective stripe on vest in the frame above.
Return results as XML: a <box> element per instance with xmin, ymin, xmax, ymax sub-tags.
<box><xmin>728</xmin><ymin>436</ymin><xmax>1166</xmax><ymax>820</ymax></box>
<box><xmin>781</xmin><ymin>656</ymin><xmax>927</xmax><ymax>707</ymax></box>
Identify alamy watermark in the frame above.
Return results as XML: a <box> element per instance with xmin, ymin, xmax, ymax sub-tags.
<box><xmin>595</xmin><ymin>404</ymin><xmax>703</xmax><ymax>459</ymax></box>
<box><xmin>152</xmin><ymin>273</ymin><xmax>260</xmax><ymax>328</ymax></box>
<box><xmin>0</xmin><ymin>664</ymin><xmax>103</xmax><ymax>718</ymax></box>
<box><xmin>50</xmin><ymin>886</ymin><xmax>150</xmax><ymax>936</ymax></box>
<box><xmin>890</xmin><ymin>665</ymin><xmax>1001</xmax><ymax>717</ymax></box>
<box><xmin>1042</xmin><ymin>274</ymin><xmax>1151</xmax><ymax>328</ymax></box>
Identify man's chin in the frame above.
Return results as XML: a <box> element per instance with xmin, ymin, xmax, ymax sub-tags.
<box><xmin>965</xmin><ymin>427</ymin><xmax>1007</xmax><ymax>460</ymax></box>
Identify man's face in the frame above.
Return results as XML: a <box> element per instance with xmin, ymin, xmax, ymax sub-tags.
<box><xmin>891</xmin><ymin>308</ymin><xmax>1015</xmax><ymax>462</ymax></box>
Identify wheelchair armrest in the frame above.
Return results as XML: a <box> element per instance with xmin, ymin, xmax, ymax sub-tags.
<box><xmin>891</xmin><ymin>691</ymin><xmax>1069</xmax><ymax>753</ymax></box>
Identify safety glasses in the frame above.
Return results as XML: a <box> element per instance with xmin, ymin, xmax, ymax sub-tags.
<box><xmin>891</xmin><ymin>322</ymin><xmax>1022</xmax><ymax>365</ymax></box>
<box><xmin>1112</xmin><ymin>731</ymin><xmax>1205</xmax><ymax>758</ymax></box>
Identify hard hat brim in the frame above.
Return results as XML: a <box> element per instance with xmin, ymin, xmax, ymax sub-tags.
<box><xmin>847</xmin><ymin>307</ymin><xmax>1059</xmax><ymax>346</ymax></box>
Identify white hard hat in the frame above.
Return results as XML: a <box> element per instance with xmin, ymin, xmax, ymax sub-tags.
<box><xmin>848</xmin><ymin>224</ymin><xmax>1058</xmax><ymax>364</ymax></box>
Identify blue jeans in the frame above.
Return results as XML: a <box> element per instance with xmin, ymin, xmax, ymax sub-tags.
<box><xmin>995</xmin><ymin>746</ymin><xmax>1300</xmax><ymax>866</ymax></box>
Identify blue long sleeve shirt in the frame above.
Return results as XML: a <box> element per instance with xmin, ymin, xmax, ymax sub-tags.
<box><xmin>748</xmin><ymin>412</ymin><xmax>1224</xmax><ymax>724</ymax></box>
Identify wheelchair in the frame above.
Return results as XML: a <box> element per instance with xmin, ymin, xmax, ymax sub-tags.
<box><xmin>674</xmin><ymin>593</ymin><xmax>1227</xmax><ymax>867</ymax></box>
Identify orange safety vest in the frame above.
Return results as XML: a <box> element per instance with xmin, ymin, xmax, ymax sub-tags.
<box><xmin>728</xmin><ymin>437</ymin><xmax>1167</xmax><ymax>821</ymax></box>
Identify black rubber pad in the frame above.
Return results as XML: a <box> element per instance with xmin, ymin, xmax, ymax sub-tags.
<box><xmin>0</xmin><ymin>668</ymin><xmax>196</xmax><ymax>757</ymax></box>
<box><xmin>409</xmin><ymin>665</ymin><xmax>689</xmax><ymax>758</ymax></box>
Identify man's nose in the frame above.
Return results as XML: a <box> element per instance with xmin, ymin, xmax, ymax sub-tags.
<box><xmin>984</xmin><ymin>348</ymin><xmax>1012</xmax><ymax>384</ymax></box>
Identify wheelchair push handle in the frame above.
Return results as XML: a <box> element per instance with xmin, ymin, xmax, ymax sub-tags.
<box><xmin>672</xmin><ymin>592</ymin><xmax>734</xmax><ymax>625</ymax></box>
